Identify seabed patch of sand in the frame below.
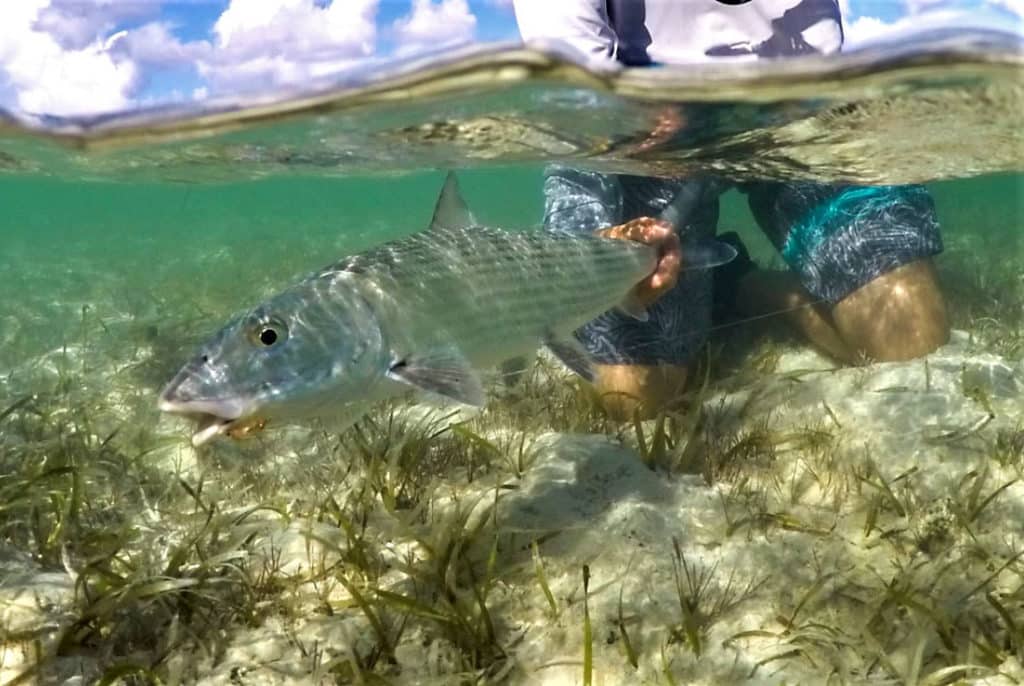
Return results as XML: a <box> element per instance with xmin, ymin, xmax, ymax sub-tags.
<box><xmin>2</xmin><ymin>331</ymin><xmax>1023</xmax><ymax>685</ymax></box>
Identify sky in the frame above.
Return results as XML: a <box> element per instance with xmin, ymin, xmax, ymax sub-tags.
<box><xmin>0</xmin><ymin>0</ymin><xmax>1020</xmax><ymax>117</ymax></box>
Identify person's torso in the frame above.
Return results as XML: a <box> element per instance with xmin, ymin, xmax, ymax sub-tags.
<box><xmin>607</xmin><ymin>0</ymin><xmax>843</xmax><ymax>65</ymax></box>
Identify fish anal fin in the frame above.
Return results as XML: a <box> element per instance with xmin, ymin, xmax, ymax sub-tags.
<box><xmin>430</xmin><ymin>171</ymin><xmax>477</xmax><ymax>231</ymax></box>
<box><xmin>616</xmin><ymin>292</ymin><xmax>650</xmax><ymax>322</ymax></box>
<box><xmin>387</xmin><ymin>345</ymin><xmax>486</xmax><ymax>407</ymax></box>
<box><xmin>543</xmin><ymin>332</ymin><xmax>597</xmax><ymax>383</ymax></box>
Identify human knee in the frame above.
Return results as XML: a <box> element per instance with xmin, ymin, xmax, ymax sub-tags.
<box><xmin>832</xmin><ymin>259</ymin><xmax>949</xmax><ymax>362</ymax></box>
<box><xmin>593</xmin><ymin>364</ymin><xmax>689</xmax><ymax>420</ymax></box>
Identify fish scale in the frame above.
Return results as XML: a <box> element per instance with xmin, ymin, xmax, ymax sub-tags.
<box><xmin>158</xmin><ymin>171</ymin><xmax>735</xmax><ymax>445</ymax></box>
<box><xmin>349</xmin><ymin>226</ymin><xmax>656</xmax><ymax>367</ymax></box>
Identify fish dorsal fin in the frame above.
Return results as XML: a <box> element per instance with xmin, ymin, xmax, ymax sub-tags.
<box><xmin>430</xmin><ymin>171</ymin><xmax>477</xmax><ymax>231</ymax></box>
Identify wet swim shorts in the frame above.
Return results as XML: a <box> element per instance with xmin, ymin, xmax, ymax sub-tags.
<box><xmin>743</xmin><ymin>181</ymin><xmax>944</xmax><ymax>304</ymax></box>
<box><xmin>542</xmin><ymin>166</ymin><xmax>943</xmax><ymax>367</ymax></box>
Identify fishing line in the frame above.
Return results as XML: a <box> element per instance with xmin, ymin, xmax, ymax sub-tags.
<box><xmin>487</xmin><ymin>295</ymin><xmax>834</xmax><ymax>384</ymax></box>
<box><xmin>599</xmin><ymin>295</ymin><xmax>834</xmax><ymax>355</ymax></box>
<box><xmin>706</xmin><ymin>296</ymin><xmax>832</xmax><ymax>335</ymax></box>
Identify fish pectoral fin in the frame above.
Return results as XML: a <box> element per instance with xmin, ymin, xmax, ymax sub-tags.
<box><xmin>543</xmin><ymin>332</ymin><xmax>597</xmax><ymax>383</ymax></box>
<box><xmin>387</xmin><ymin>346</ymin><xmax>486</xmax><ymax>407</ymax></box>
<box><xmin>429</xmin><ymin>171</ymin><xmax>477</xmax><ymax>231</ymax></box>
<box><xmin>616</xmin><ymin>293</ymin><xmax>650</xmax><ymax>322</ymax></box>
<box><xmin>681</xmin><ymin>238</ymin><xmax>738</xmax><ymax>271</ymax></box>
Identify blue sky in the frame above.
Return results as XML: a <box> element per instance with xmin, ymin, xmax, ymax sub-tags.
<box><xmin>0</xmin><ymin>0</ymin><xmax>1020</xmax><ymax>117</ymax></box>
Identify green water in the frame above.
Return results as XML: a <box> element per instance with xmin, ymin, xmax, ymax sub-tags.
<box><xmin>3</xmin><ymin>169</ymin><xmax>1020</xmax><ymax>374</ymax></box>
<box><xmin>1</xmin><ymin>166</ymin><xmax>1022</xmax><ymax>685</ymax></box>
<box><xmin>2</xmin><ymin>34</ymin><xmax>1024</xmax><ymax>684</ymax></box>
<box><xmin>7</xmin><ymin>169</ymin><xmax>1019</xmax><ymax>263</ymax></box>
<box><xmin>0</xmin><ymin>169</ymin><xmax>538</xmax><ymax>376</ymax></box>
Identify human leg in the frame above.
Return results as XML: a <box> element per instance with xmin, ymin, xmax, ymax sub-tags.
<box><xmin>741</xmin><ymin>182</ymin><xmax>949</xmax><ymax>363</ymax></box>
<box><xmin>542</xmin><ymin>166</ymin><xmax>718</xmax><ymax>418</ymax></box>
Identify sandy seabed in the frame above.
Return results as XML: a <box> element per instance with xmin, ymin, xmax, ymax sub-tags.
<box><xmin>2</xmin><ymin>329</ymin><xmax>1023</xmax><ymax>686</ymax></box>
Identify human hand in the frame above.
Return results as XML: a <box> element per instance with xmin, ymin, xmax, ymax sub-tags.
<box><xmin>596</xmin><ymin>216</ymin><xmax>681</xmax><ymax>306</ymax></box>
<box><xmin>635</xmin><ymin>106</ymin><xmax>685</xmax><ymax>153</ymax></box>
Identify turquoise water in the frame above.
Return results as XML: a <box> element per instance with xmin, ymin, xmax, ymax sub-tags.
<box><xmin>2</xmin><ymin>169</ymin><xmax>1019</xmax><ymax>372</ymax></box>
<box><xmin>1</xmin><ymin>36</ymin><xmax>1023</xmax><ymax>686</ymax></box>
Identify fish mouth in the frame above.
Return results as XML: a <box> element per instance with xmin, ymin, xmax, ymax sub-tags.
<box><xmin>157</xmin><ymin>396</ymin><xmax>268</xmax><ymax>447</ymax></box>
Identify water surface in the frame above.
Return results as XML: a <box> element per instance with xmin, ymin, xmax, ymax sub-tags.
<box><xmin>0</xmin><ymin>27</ymin><xmax>1022</xmax><ymax>686</ymax></box>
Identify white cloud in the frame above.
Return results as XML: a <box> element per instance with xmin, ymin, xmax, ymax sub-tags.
<box><xmin>903</xmin><ymin>0</ymin><xmax>951</xmax><ymax>13</ymax></box>
<box><xmin>843</xmin><ymin>4</ymin><xmax>1019</xmax><ymax>48</ymax></box>
<box><xmin>0</xmin><ymin>0</ymin><xmax>139</xmax><ymax>116</ymax></box>
<box><xmin>34</xmin><ymin>0</ymin><xmax>156</xmax><ymax>50</ymax></box>
<box><xmin>104</xmin><ymin>0</ymin><xmax>385</xmax><ymax>96</ymax></box>
<box><xmin>843</xmin><ymin>15</ymin><xmax>891</xmax><ymax>45</ymax></box>
<box><xmin>392</xmin><ymin>0</ymin><xmax>477</xmax><ymax>55</ymax></box>
<box><xmin>0</xmin><ymin>0</ymin><xmax>385</xmax><ymax>115</ymax></box>
<box><xmin>117</xmin><ymin>22</ymin><xmax>208</xmax><ymax>67</ymax></box>
<box><xmin>986</xmin><ymin>0</ymin><xmax>1024</xmax><ymax>19</ymax></box>
<box><xmin>199</xmin><ymin>0</ymin><xmax>380</xmax><ymax>90</ymax></box>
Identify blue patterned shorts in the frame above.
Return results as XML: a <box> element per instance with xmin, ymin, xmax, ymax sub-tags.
<box><xmin>543</xmin><ymin>166</ymin><xmax>943</xmax><ymax>366</ymax></box>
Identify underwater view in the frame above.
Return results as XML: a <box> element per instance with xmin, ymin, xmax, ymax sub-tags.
<box><xmin>1</xmin><ymin>5</ymin><xmax>1024</xmax><ymax>686</ymax></box>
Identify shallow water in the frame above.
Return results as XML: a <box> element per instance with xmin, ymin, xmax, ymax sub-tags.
<box><xmin>2</xmin><ymin>169</ymin><xmax>1019</xmax><ymax>371</ymax></box>
<box><xmin>2</xmin><ymin>30</ymin><xmax>1022</xmax><ymax>185</ymax></box>
<box><xmin>1</xmin><ymin>29</ymin><xmax>1023</xmax><ymax>686</ymax></box>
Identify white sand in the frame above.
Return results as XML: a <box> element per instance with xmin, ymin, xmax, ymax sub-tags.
<box><xmin>3</xmin><ymin>331</ymin><xmax>1023</xmax><ymax>685</ymax></box>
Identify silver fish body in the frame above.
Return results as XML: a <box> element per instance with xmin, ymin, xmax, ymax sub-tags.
<box><xmin>352</xmin><ymin>225</ymin><xmax>656</xmax><ymax>372</ymax></box>
<box><xmin>158</xmin><ymin>173</ymin><xmax>734</xmax><ymax>445</ymax></box>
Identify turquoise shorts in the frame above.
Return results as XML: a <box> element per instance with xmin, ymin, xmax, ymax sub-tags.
<box><xmin>543</xmin><ymin>168</ymin><xmax>943</xmax><ymax>366</ymax></box>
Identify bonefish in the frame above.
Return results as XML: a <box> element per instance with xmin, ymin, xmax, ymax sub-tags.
<box><xmin>158</xmin><ymin>172</ymin><xmax>735</xmax><ymax>445</ymax></box>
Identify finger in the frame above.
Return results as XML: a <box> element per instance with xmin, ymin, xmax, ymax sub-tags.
<box><xmin>656</xmin><ymin>235</ymin><xmax>681</xmax><ymax>286</ymax></box>
<box><xmin>596</xmin><ymin>217</ymin><xmax>674</xmax><ymax>245</ymax></box>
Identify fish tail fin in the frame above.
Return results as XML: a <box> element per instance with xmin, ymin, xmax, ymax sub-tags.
<box><xmin>680</xmin><ymin>238</ymin><xmax>738</xmax><ymax>271</ymax></box>
<box><xmin>657</xmin><ymin>181</ymin><xmax>738</xmax><ymax>269</ymax></box>
<box><xmin>657</xmin><ymin>182</ymin><xmax>704</xmax><ymax>230</ymax></box>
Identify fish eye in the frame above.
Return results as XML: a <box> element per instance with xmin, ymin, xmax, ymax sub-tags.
<box><xmin>249</xmin><ymin>316</ymin><xmax>288</xmax><ymax>348</ymax></box>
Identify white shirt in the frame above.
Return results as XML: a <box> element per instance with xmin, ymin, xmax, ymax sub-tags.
<box><xmin>512</xmin><ymin>0</ymin><xmax>844</xmax><ymax>65</ymax></box>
